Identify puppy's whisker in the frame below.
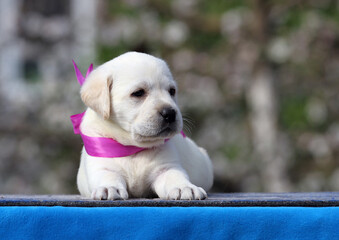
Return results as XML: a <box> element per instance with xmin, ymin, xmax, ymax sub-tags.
<box><xmin>183</xmin><ymin>125</ymin><xmax>192</xmax><ymax>136</ymax></box>
<box><xmin>183</xmin><ymin>123</ymin><xmax>193</xmax><ymax>135</ymax></box>
<box><xmin>182</xmin><ymin>116</ymin><xmax>195</xmax><ymax>136</ymax></box>
<box><xmin>182</xmin><ymin>114</ymin><xmax>195</xmax><ymax>125</ymax></box>
<box><xmin>183</xmin><ymin>117</ymin><xmax>195</xmax><ymax>126</ymax></box>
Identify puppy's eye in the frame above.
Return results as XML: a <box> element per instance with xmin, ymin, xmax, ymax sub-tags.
<box><xmin>131</xmin><ymin>89</ymin><xmax>145</xmax><ymax>98</ymax></box>
<box><xmin>169</xmin><ymin>88</ymin><xmax>176</xmax><ymax>96</ymax></box>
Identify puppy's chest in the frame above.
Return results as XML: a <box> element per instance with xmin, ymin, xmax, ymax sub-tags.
<box><xmin>121</xmin><ymin>152</ymin><xmax>159</xmax><ymax>197</ymax></box>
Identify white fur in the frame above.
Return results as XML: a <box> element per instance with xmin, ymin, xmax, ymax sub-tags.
<box><xmin>77</xmin><ymin>52</ymin><xmax>213</xmax><ymax>200</ymax></box>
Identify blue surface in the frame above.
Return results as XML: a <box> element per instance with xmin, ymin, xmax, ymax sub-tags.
<box><xmin>0</xmin><ymin>206</ymin><xmax>338</xmax><ymax>240</ymax></box>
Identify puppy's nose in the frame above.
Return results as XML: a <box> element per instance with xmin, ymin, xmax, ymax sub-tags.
<box><xmin>160</xmin><ymin>107</ymin><xmax>176</xmax><ymax>123</ymax></box>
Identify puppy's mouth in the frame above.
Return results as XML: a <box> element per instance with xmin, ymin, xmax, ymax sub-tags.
<box><xmin>133</xmin><ymin>124</ymin><xmax>179</xmax><ymax>143</ymax></box>
<box><xmin>146</xmin><ymin>126</ymin><xmax>177</xmax><ymax>138</ymax></box>
<box><xmin>157</xmin><ymin>125</ymin><xmax>177</xmax><ymax>137</ymax></box>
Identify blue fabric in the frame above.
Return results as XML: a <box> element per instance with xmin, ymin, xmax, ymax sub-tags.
<box><xmin>0</xmin><ymin>206</ymin><xmax>338</xmax><ymax>240</ymax></box>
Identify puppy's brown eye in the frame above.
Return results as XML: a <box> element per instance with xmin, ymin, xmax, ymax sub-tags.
<box><xmin>131</xmin><ymin>89</ymin><xmax>145</xmax><ymax>98</ymax></box>
<box><xmin>169</xmin><ymin>88</ymin><xmax>176</xmax><ymax>96</ymax></box>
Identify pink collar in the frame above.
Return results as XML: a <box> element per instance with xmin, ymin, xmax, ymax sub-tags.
<box><xmin>70</xmin><ymin>111</ymin><xmax>147</xmax><ymax>157</ymax></box>
<box><xmin>70</xmin><ymin>61</ymin><xmax>185</xmax><ymax>158</ymax></box>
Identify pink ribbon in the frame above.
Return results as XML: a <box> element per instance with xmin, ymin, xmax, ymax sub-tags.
<box><xmin>72</xmin><ymin>60</ymin><xmax>93</xmax><ymax>86</ymax></box>
<box><xmin>70</xmin><ymin>60</ymin><xmax>185</xmax><ymax>158</ymax></box>
<box><xmin>70</xmin><ymin>111</ymin><xmax>146</xmax><ymax>157</ymax></box>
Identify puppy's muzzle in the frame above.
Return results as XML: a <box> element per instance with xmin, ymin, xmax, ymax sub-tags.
<box><xmin>159</xmin><ymin>107</ymin><xmax>176</xmax><ymax>124</ymax></box>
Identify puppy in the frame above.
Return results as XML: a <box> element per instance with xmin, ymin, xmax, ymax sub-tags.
<box><xmin>77</xmin><ymin>52</ymin><xmax>213</xmax><ymax>200</ymax></box>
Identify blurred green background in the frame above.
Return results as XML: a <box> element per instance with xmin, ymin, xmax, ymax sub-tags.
<box><xmin>0</xmin><ymin>0</ymin><xmax>338</xmax><ymax>194</ymax></box>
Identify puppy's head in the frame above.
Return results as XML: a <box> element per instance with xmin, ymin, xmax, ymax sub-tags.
<box><xmin>81</xmin><ymin>52</ymin><xmax>183</xmax><ymax>144</ymax></box>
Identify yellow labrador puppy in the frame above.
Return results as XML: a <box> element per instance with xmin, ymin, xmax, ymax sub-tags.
<box><xmin>76</xmin><ymin>52</ymin><xmax>213</xmax><ymax>200</ymax></box>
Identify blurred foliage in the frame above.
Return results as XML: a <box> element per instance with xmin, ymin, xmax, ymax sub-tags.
<box><xmin>280</xmin><ymin>96</ymin><xmax>309</xmax><ymax>131</ymax></box>
<box><xmin>1</xmin><ymin>0</ymin><xmax>339</xmax><ymax>194</ymax></box>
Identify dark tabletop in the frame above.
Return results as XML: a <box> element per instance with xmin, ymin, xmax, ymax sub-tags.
<box><xmin>1</xmin><ymin>192</ymin><xmax>339</xmax><ymax>207</ymax></box>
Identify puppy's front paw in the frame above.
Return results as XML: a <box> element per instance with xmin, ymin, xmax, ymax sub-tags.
<box><xmin>167</xmin><ymin>185</ymin><xmax>207</xmax><ymax>200</ymax></box>
<box><xmin>91</xmin><ymin>186</ymin><xmax>129</xmax><ymax>200</ymax></box>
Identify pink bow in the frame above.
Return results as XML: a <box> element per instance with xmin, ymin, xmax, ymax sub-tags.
<box><xmin>72</xmin><ymin>60</ymin><xmax>93</xmax><ymax>86</ymax></box>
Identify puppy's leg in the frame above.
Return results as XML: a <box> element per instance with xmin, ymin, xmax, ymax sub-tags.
<box><xmin>152</xmin><ymin>167</ymin><xmax>207</xmax><ymax>200</ymax></box>
<box><xmin>89</xmin><ymin>170</ymin><xmax>129</xmax><ymax>200</ymax></box>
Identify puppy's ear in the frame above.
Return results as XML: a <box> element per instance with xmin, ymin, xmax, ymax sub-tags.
<box><xmin>80</xmin><ymin>68</ymin><xmax>113</xmax><ymax>120</ymax></box>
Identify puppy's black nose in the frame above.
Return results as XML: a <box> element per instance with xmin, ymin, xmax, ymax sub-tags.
<box><xmin>160</xmin><ymin>107</ymin><xmax>176</xmax><ymax>123</ymax></box>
